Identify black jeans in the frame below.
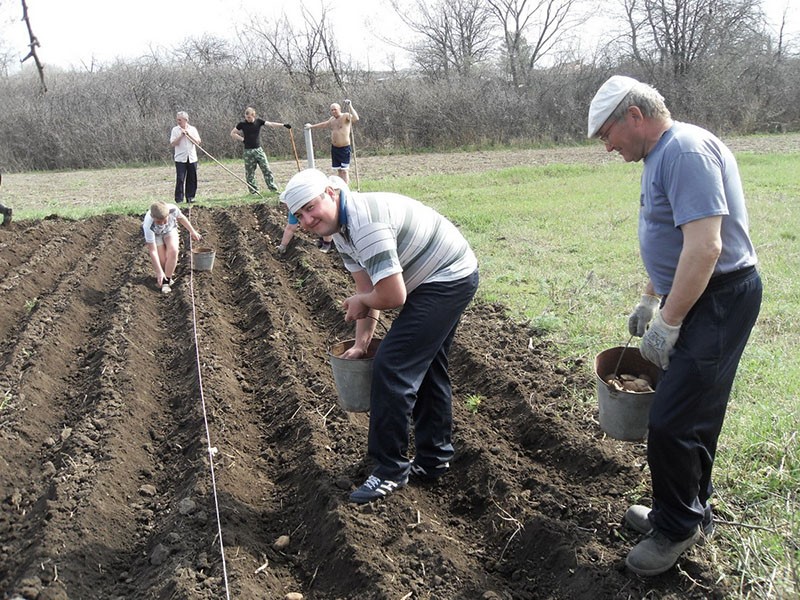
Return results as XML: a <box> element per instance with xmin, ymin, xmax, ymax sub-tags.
<box><xmin>649</xmin><ymin>267</ymin><xmax>762</xmax><ymax>540</ymax></box>
<box><xmin>174</xmin><ymin>160</ymin><xmax>198</xmax><ymax>202</ymax></box>
<box><xmin>368</xmin><ymin>269</ymin><xmax>479</xmax><ymax>481</ymax></box>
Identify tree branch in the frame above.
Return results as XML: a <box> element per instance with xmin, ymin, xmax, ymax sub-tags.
<box><xmin>20</xmin><ymin>0</ymin><xmax>47</xmax><ymax>92</ymax></box>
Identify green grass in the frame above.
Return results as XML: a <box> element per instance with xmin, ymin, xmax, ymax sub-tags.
<box><xmin>5</xmin><ymin>147</ymin><xmax>798</xmax><ymax>597</ymax></box>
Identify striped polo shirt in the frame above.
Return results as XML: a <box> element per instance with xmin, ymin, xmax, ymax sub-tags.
<box><xmin>332</xmin><ymin>191</ymin><xmax>477</xmax><ymax>293</ymax></box>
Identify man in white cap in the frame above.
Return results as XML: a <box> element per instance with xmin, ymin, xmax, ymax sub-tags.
<box><xmin>281</xmin><ymin>169</ymin><xmax>479</xmax><ymax>504</ymax></box>
<box><xmin>588</xmin><ymin>76</ymin><xmax>762</xmax><ymax>575</ymax></box>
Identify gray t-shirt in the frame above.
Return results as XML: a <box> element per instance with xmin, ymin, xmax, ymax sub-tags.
<box><xmin>639</xmin><ymin>122</ymin><xmax>757</xmax><ymax>295</ymax></box>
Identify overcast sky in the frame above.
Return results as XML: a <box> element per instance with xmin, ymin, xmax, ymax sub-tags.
<box><xmin>1</xmin><ymin>0</ymin><xmax>797</xmax><ymax>73</ymax></box>
<box><xmin>0</xmin><ymin>0</ymin><xmax>407</xmax><ymax>71</ymax></box>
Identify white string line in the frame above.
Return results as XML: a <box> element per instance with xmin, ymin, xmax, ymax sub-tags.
<box><xmin>186</xmin><ymin>207</ymin><xmax>231</xmax><ymax>599</ymax></box>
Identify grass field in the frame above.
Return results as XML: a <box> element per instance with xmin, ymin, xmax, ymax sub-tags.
<box><xmin>391</xmin><ymin>154</ymin><xmax>800</xmax><ymax>599</ymax></box>
<box><xmin>3</xmin><ymin>142</ymin><xmax>798</xmax><ymax>597</ymax></box>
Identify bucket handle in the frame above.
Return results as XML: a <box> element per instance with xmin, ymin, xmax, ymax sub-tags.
<box><xmin>326</xmin><ymin>314</ymin><xmax>388</xmax><ymax>350</ymax></box>
<box><xmin>612</xmin><ymin>335</ymin><xmax>635</xmax><ymax>378</ymax></box>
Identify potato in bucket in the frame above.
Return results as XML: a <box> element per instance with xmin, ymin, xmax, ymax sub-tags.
<box><xmin>595</xmin><ymin>346</ymin><xmax>661</xmax><ymax>441</ymax></box>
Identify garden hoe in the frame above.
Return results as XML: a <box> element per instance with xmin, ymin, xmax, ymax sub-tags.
<box><xmin>183</xmin><ymin>131</ymin><xmax>263</xmax><ymax>197</ymax></box>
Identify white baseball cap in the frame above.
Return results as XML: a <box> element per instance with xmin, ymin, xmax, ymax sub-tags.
<box><xmin>587</xmin><ymin>75</ymin><xmax>639</xmax><ymax>138</ymax></box>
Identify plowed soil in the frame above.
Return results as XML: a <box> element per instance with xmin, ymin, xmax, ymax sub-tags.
<box><xmin>6</xmin><ymin>138</ymin><xmax>790</xmax><ymax>599</ymax></box>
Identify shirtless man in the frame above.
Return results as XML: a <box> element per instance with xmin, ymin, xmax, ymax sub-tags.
<box><xmin>304</xmin><ymin>99</ymin><xmax>360</xmax><ymax>184</ymax></box>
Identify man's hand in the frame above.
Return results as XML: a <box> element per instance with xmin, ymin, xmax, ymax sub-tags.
<box><xmin>283</xmin><ymin>123</ymin><xmax>291</xmax><ymax>129</ymax></box>
<box><xmin>344</xmin><ymin>98</ymin><xmax>351</xmax><ymax>106</ymax></box>
<box><xmin>640</xmin><ymin>313</ymin><xmax>681</xmax><ymax>369</ymax></box>
<box><xmin>343</xmin><ymin>294</ymin><xmax>369</xmax><ymax>322</ymax></box>
<box><xmin>341</xmin><ymin>345</ymin><xmax>366</xmax><ymax>359</ymax></box>
<box><xmin>303</xmin><ymin>123</ymin><xmax>311</xmax><ymax>130</ymax></box>
<box><xmin>628</xmin><ymin>294</ymin><xmax>660</xmax><ymax>337</ymax></box>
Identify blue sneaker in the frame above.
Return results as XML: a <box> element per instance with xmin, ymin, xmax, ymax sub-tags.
<box><xmin>349</xmin><ymin>474</ymin><xmax>407</xmax><ymax>504</ymax></box>
<box><xmin>410</xmin><ymin>460</ymin><xmax>450</xmax><ymax>481</ymax></box>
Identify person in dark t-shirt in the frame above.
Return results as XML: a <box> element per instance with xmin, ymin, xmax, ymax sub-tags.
<box><xmin>230</xmin><ymin>106</ymin><xmax>291</xmax><ymax>194</ymax></box>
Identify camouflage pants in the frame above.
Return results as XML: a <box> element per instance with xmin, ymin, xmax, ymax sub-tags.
<box><xmin>243</xmin><ymin>147</ymin><xmax>277</xmax><ymax>193</ymax></box>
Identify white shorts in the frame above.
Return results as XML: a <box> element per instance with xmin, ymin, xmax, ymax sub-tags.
<box><xmin>152</xmin><ymin>229</ymin><xmax>179</xmax><ymax>247</ymax></box>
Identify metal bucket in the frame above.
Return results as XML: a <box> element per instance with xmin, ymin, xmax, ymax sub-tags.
<box><xmin>192</xmin><ymin>247</ymin><xmax>216</xmax><ymax>272</ymax></box>
<box><xmin>595</xmin><ymin>346</ymin><xmax>661</xmax><ymax>441</ymax></box>
<box><xmin>328</xmin><ymin>338</ymin><xmax>382</xmax><ymax>413</ymax></box>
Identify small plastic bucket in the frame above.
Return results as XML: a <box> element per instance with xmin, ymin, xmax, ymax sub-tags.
<box><xmin>595</xmin><ymin>346</ymin><xmax>661</xmax><ymax>441</ymax></box>
<box><xmin>192</xmin><ymin>247</ymin><xmax>216</xmax><ymax>272</ymax></box>
<box><xmin>328</xmin><ymin>338</ymin><xmax>382</xmax><ymax>412</ymax></box>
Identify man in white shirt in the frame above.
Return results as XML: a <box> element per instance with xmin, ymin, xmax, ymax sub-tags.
<box><xmin>169</xmin><ymin>111</ymin><xmax>201</xmax><ymax>203</ymax></box>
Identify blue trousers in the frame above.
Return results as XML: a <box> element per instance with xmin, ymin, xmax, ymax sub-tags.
<box><xmin>368</xmin><ymin>270</ymin><xmax>479</xmax><ymax>481</ymax></box>
<box><xmin>175</xmin><ymin>160</ymin><xmax>198</xmax><ymax>202</ymax></box>
<box><xmin>649</xmin><ymin>267</ymin><xmax>762</xmax><ymax>540</ymax></box>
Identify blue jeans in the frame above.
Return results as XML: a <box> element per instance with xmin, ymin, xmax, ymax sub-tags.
<box><xmin>368</xmin><ymin>269</ymin><xmax>479</xmax><ymax>481</ymax></box>
<box><xmin>175</xmin><ymin>160</ymin><xmax>198</xmax><ymax>202</ymax></box>
<box><xmin>649</xmin><ymin>267</ymin><xmax>762</xmax><ymax>540</ymax></box>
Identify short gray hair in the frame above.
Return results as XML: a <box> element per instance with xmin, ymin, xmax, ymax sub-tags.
<box><xmin>176</xmin><ymin>110</ymin><xmax>189</xmax><ymax>120</ymax></box>
<box><xmin>611</xmin><ymin>82</ymin><xmax>671</xmax><ymax>121</ymax></box>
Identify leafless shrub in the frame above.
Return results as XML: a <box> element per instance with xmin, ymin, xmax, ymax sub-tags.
<box><xmin>0</xmin><ymin>0</ymin><xmax>798</xmax><ymax>171</ymax></box>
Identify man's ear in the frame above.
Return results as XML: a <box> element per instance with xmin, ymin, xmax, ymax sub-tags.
<box><xmin>628</xmin><ymin>105</ymin><xmax>644</xmax><ymax>124</ymax></box>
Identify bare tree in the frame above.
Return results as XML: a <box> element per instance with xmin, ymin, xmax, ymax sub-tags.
<box><xmin>487</xmin><ymin>0</ymin><xmax>584</xmax><ymax>87</ymax></box>
<box><xmin>390</xmin><ymin>0</ymin><xmax>495</xmax><ymax>79</ymax></box>
<box><xmin>623</xmin><ymin>0</ymin><xmax>764</xmax><ymax>78</ymax></box>
<box><xmin>247</xmin><ymin>3</ymin><xmax>344</xmax><ymax>91</ymax></box>
<box><xmin>170</xmin><ymin>35</ymin><xmax>236</xmax><ymax>68</ymax></box>
<box><xmin>770</xmin><ymin>1</ymin><xmax>799</xmax><ymax>59</ymax></box>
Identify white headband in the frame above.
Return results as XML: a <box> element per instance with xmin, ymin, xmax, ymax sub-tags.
<box><xmin>280</xmin><ymin>169</ymin><xmax>329</xmax><ymax>214</ymax></box>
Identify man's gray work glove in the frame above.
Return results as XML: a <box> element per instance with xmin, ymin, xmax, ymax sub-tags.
<box><xmin>628</xmin><ymin>294</ymin><xmax>661</xmax><ymax>337</ymax></box>
<box><xmin>640</xmin><ymin>312</ymin><xmax>681</xmax><ymax>370</ymax></box>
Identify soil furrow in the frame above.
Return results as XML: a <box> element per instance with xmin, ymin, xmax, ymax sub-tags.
<box><xmin>0</xmin><ymin>216</ymin><xmax>153</xmax><ymax>595</ymax></box>
<box><xmin>181</xmin><ymin>205</ymin><xmax>433</xmax><ymax>598</ymax></box>
<box><xmin>187</xmin><ymin>206</ymin><xmax>315</xmax><ymax>598</ymax></box>
<box><xmin>0</xmin><ymin>217</ymin><xmax>112</xmax><ymax>372</ymax></box>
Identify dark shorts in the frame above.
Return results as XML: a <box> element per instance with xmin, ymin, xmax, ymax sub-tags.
<box><xmin>331</xmin><ymin>145</ymin><xmax>351</xmax><ymax>169</ymax></box>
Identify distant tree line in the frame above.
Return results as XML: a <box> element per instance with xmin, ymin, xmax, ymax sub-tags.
<box><xmin>0</xmin><ymin>0</ymin><xmax>797</xmax><ymax>171</ymax></box>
